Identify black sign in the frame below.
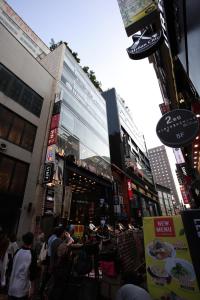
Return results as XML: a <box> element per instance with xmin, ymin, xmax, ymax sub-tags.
<box><xmin>156</xmin><ymin>109</ymin><xmax>199</xmax><ymax>148</ymax></box>
<box><xmin>127</xmin><ymin>28</ymin><xmax>163</xmax><ymax>60</ymax></box>
<box><xmin>43</xmin><ymin>163</ymin><xmax>54</xmax><ymax>183</ymax></box>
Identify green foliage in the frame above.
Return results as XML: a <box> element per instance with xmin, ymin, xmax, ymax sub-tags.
<box><xmin>50</xmin><ymin>39</ymin><xmax>102</xmax><ymax>91</ymax></box>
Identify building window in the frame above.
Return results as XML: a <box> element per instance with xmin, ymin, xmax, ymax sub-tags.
<box><xmin>0</xmin><ymin>64</ymin><xmax>43</xmax><ymax>117</ymax></box>
<box><xmin>0</xmin><ymin>104</ymin><xmax>37</xmax><ymax>152</ymax></box>
<box><xmin>0</xmin><ymin>153</ymin><xmax>29</xmax><ymax>196</ymax></box>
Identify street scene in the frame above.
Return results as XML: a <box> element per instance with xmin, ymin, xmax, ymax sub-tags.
<box><xmin>0</xmin><ymin>0</ymin><xmax>200</xmax><ymax>299</ymax></box>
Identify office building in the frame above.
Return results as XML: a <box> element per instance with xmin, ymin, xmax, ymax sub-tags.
<box><xmin>102</xmin><ymin>88</ymin><xmax>159</xmax><ymax>223</ymax></box>
<box><xmin>39</xmin><ymin>42</ymin><xmax>112</xmax><ymax>226</ymax></box>
<box><xmin>0</xmin><ymin>22</ymin><xmax>55</xmax><ymax>236</ymax></box>
<box><xmin>148</xmin><ymin>145</ymin><xmax>180</xmax><ymax>206</ymax></box>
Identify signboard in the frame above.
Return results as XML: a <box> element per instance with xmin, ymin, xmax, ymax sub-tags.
<box><xmin>43</xmin><ymin>163</ymin><xmax>54</xmax><ymax>184</ymax></box>
<box><xmin>143</xmin><ymin>216</ymin><xmax>200</xmax><ymax>300</ymax></box>
<box><xmin>43</xmin><ymin>187</ymin><xmax>54</xmax><ymax>215</ymax></box>
<box><xmin>156</xmin><ymin>109</ymin><xmax>199</xmax><ymax>148</ymax></box>
<box><xmin>127</xmin><ymin>28</ymin><xmax>163</xmax><ymax>60</ymax></box>
<box><xmin>127</xmin><ymin>179</ymin><xmax>133</xmax><ymax>200</ymax></box>
<box><xmin>173</xmin><ymin>148</ymin><xmax>185</xmax><ymax>164</ymax></box>
<box><xmin>117</xmin><ymin>0</ymin><xmax>158</xmax><ymax>36</ymax></box>
<box><xmin>181</xmin><ymin>210</ymin><xmax>200</xmax><ymax>289</ymax></box>
<box><xmin>180</xmin><ymin>185</ymin><xmax>190</xmax><ymax>205</ymax></box>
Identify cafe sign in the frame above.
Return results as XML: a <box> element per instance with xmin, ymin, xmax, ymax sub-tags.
<box><xmin>127</xmin><ymin>28</ymin><xmax>163</xmax><ymax>60</ymax></box>
<box><xmin>156</xmin><ymin>109</ymin><xmax>199</xmax><ymax>148</ymax></box>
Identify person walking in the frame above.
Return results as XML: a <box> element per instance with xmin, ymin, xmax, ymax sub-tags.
<box><xmin>0</xmin><ymin>230</ymin><xmax>9</xmax><ymax>289</ymax></box>
<box><xmin>8</xmin><ymin>232</ymin><xmax>38</xmax><ymax>300</ymax></box>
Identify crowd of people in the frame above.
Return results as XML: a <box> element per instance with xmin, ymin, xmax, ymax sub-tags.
<box><xmin>0</xmin><ymin>224</ymin><xmax>152</xmax><ymax>300</ymax></box>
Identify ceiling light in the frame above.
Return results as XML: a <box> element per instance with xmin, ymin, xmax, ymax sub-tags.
<box><xmin>194</xmin><ymin>166</ymin><xmax>197</xmax><ymax>168</ymax></box>
<box><xmin>185</xmin><ymin>153</ymin><xmax>188</xmax><ymax>156</ymax></box>
<box><xmin>196</xmin><ymin>114</ymin><xmax>200</xmax><ymax>118</ymax></box>
<box><xmin>196</xmin><ymin>136</ymin><xmax>199</xmax><ymax>140</ymax></box>
<box><xmin>179</xmin><ymin>98</ymin><xmax>184</xmax><ymax>103</ymax></box>
<box><xmin>194</xmin><ymin>144</ymin><xmax>199</xmax><ymax>148</ymax></box>
<box><xmin>194</xmin><ymin>151</ymin><xmax>198</xmax><ymax>154</ymax></box>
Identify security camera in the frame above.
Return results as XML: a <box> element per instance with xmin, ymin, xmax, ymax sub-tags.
<box><xmin>0</xmin><ymin>143</ymin><xmax>7</xmax><ymax>151</ymax></box>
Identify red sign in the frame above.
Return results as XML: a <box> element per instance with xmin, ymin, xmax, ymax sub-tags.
<box><xmin>154</xmin><ymin>218</ymin><xmax>175</xmax><ymax>237</ymax></box>
<box><xmin>48</xmin><ymin>128</ymin><xmax>58</xmax><ymax>146</ymax></box>
<box><xmin>127</xmin><ymin>179</ymin><xmax>133</xmax><ymax>200</ymax></box>
<box><xmin>180</xmin><ymin>185</ymin><xmax>190</xmax><ymax>204</ymax></box>
<box><xmin>50</xmin><ymin>114</ymin><xmax>60</xmax><ymax>130</ymax></box>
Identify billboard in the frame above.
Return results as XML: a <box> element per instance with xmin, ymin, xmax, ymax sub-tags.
<box><xmin>117</xmin><ymin>0</ymin><xmax>158</xmax><ymax>36</ymax></box>
<box><xmin>143</xmin><ymin>216</ymin><xmax>200</xmax><ymax>300</ymax></box>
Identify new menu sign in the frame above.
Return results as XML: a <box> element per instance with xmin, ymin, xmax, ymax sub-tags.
<box><xmin>117</xmin><ymin>0</ymin><xmax>158</xmax><ymax>36</ymax></box>
<box><xmin>143</xmin><ymin>216</ymin><xmax>200</xmax><ymax>300</ymax></box>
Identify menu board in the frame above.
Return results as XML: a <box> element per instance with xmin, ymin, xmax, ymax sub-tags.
<box><xmin>143</xmin><ymin>216</ymin><xmax>200</xmax><ymax>300</ymax></box>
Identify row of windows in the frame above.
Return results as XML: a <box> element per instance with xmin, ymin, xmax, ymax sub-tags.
<box><xmin>0</xmin><ymin>105</ymin><xmax>37</xmax><ymax>152</ymax></box>
<box><xmin>0</xmin><ymin>153</ymin><xmax>29</xmax><ymax>196</ymax></box>
<box><xmin>0</xmin><ymin>64</ymin><xmax>43</xmax><ymax>117</ymax></box>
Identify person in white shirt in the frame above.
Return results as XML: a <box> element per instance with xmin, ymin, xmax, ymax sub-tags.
<box><xmin>8</xmin><ymin>232</ymin><xmax>38</xmax><ymax>300</ymax></box>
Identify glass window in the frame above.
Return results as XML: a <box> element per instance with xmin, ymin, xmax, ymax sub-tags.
<box><xmin>21</xmin><ymin>123</ymin><xmax>36</xmax><ymax>151</ymax></box>
<box><xmin>0</xmin><ymin>155</ymin><xmax>15</xmax><ymax>192</ymax></box>
<box><xmin>0</xmin><ymin>66</ymin><xmax>12</xmax><ymax>94</ymax></box>
<box><xmin>0</xmin><ymin>104</ymin><xmax>37</xmax><ymax>151</ymax></box>
<box><xmin>0</xmin><ymin>106</ymin><xmax>14</xmax><ymax>138</ymax></box>
<box><xmin>7</xmin><ymin>78</ymin><xmax>23</xmax><ymax>102</ymax></box>
<box><xmin>8</xmin><ymin>116</ymin><xmax>24</xmax><ymax>144</ymax></box>
<box><xmin>0</xmin><ymin>64</ymin><xmax>43</xmax><ymax>117</ymax></box>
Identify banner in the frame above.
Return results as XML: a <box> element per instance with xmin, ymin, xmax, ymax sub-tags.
<box><xmin>143</xmin><ymin>216</ymin><xmax>200</xmax><ymax>300</ymax></box>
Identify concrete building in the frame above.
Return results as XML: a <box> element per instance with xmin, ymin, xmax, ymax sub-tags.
<box><xmin>0</xmin><ymin>23</ymin><xmax>55</xmax><ymax>236</ymax></box>
<box><xmin>39</xmin><ymin>42</ymin><xmax>112</xmax><ymax>227</ymax></box>
<box><xmin>102</xmin><ymin>88</ymin><xmax>159</xmax><ymax>223</ymax></box>
<box><xmin>148</xmin><ymin>145</ymin><xmax>180</xmax><ymax>206</ymax></box>
<box><xmin>0</xmin><ymin>0</ymin><xmax>50</xmax><ymax>58</ymax></box>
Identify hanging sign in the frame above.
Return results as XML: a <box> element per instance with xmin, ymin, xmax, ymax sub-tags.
<box><xmin>117</xmin><ymin>0</ymin><xmax>158</xmax><ymax>36</ymax></box>
<box><xmin>127</xmin><ymin>28</ymin><xmax>163</xmax><ymax>60</ymax></box>
<box><xmin>156</xmin><ymin>109</ymin><xmax>199</xmax><ymax>148</ymax></box>
<box><xmin>43</xmin><ymin>163</ymin><xmax>54</xmax><ymax>184</ymax></box>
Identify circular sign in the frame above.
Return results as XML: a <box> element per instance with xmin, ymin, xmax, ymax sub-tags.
<box><xmin>156</xmin><ymin>109</ymin><xmax>199</xmax><ymax>148</ymax></box>
<box><xmin>127</xmin><ymin>29</ymin><xmax>163</xmax><ymax>60</ymax></box>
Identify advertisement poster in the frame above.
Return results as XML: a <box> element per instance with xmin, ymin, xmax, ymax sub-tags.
<box><xmin>117</xmin><ymin>0</ymin><xmax>157</xmax><ymax>34</ymax></box>
<box><xmin>143</xmin><ymin>216</ymin><xmax>200</xmax><ymax>300</ymax></box>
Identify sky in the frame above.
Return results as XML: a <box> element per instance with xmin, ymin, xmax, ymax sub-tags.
<box><xmin>6</xmin><ymin>0</ymin><xmax>182</xmax><ymax>202</ymax></box>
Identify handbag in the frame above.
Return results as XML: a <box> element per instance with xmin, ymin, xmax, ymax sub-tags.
<box><xmin>38</xmin><ymin>242</ymin><xmax>48</xmax><ymax>264</ymax></box>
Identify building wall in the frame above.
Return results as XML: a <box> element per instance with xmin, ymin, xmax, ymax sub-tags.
<box><xmin>0</xmin><ymin>24</ymin><xmax>55</xmax><ymax>237</ymax></box>
<box><xmin>0</xmin><ymin>0</ymin><xmax>50</xmax><ymax>57</ymax></box>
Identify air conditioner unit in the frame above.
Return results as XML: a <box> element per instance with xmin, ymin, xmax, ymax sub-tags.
<box><xmin>0</xmin><ymin>143</ymin><xmax>7</xmax><ymax>151</ymax></box>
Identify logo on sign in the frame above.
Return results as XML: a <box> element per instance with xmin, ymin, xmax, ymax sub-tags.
<box><xmin>154</xmin><ymin>218</ymin><xmax>175</xmax><ymax>237</ymax></box>
<box><xmin>127</xmin><ymin>28</ymin><xmax>163</xmax><ymax>60</ymax></box>
<box><xmin>156</xmin><ymin>109</ymin><xmax>199</xmax><ymax>148</ymax></box>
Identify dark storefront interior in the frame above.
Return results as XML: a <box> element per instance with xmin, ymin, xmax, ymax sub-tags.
<box><xmin>66</xmin><ymin>167</ymin><xmax>112</xmax><ymax>225</ymax></box>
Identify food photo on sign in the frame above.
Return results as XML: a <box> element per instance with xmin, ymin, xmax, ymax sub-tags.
<box><xmin>143</xmin><ymin>216</ymin><xmax>200</xmax><ymax>300</ymax></box>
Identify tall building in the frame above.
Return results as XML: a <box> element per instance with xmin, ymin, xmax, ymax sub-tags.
<box><xmin>148</xmin><ymin>146</ymin><xmax>180</xmax><ymax>206</ymax></box>
<box><xmin>39</xmin><ymin>42</ymin><xmax>112</xmax><ymax>227</ymax></box>
<box><xmin>0</xmin><ymin>22</ymin><xmax>55</xmax><ymax>236</ymax></box>
<box><xmin>102</xmin><ymin>88</ymin><xmax>159</xmax><ymax>223</ymax></box>
<box><xmin>0</xmin><ymin>0</ymin><xmax>50</xmax><ymax>58</ymax></box>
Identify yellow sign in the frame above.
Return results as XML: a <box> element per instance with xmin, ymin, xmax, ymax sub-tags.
<box><xmin>143</xmin><ymin>216</ymin><xmax>200</xmax><ymax>300</ymax></box>
<box><xmin>117</xmin><ymin>0</ymin><xmax>157</xmax><ymax>29</ymax></box>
